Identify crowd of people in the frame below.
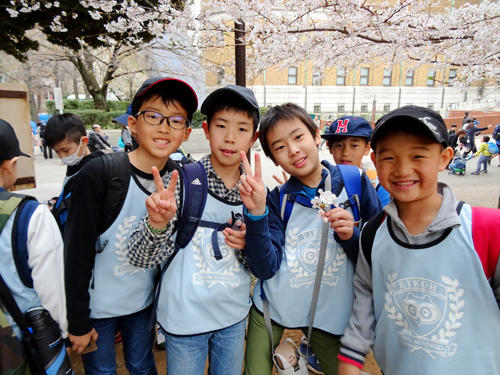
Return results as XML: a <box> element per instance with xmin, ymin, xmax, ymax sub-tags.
<box><xmin>1</xmin><ymin>80</ymin><xmax>500</xmax><ymax>375</ymax></box>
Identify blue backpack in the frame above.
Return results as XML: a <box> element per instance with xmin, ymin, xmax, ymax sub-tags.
<box><xmin>277</xmin><ymin>164</ymin><xmax>364</xmax><ymax>264</ymax></box>
<box><xmin>0</xmin><ymin>191</ymin><xmax>39</xmax><ymax>288</ymax></box>
<box><xmin>488</xmin><ymin>141</ymin><xmax>499</xmax><ymax>154</ymax></box>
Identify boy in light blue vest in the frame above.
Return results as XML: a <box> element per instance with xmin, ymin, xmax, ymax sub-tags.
<box><xmin>64</xmin><ymin>78</ymin><xmax>198</xmax><ymax>375</ymax></box>
<box><xmin>126</xmin><ymin>85</ymin><xmax>260</xmax><ymax>375</ymax></box>
<box><xmin>238</xmin><ymin>103</ymin><xmax>382</xmax><ymax>375</ymax></box>
<box><xmin>338</xmin><ymin>106</ymin><xmax>500</xmax><ymax>375</ymax></box>
<box><xmin>0</xmin><ymin>119</ymin><xmax>67</xmax><ymax>356</ymax></box>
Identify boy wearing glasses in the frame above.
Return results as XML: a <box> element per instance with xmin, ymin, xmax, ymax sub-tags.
<box><xmin>126</xmin><ymin>85</ymin><xmax>260</xmax><ymax>375</ymax></box>
<box><xmin>64</xmin><ymin>77</ymin><xmax>198</xmax><ymax>374</ymax></box>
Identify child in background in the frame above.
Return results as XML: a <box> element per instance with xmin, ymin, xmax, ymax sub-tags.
<box><xmin>126</xmin><ymin>85</ymin><xmax>260</xmax><ymax>375</ymax></box>
<box><xmin>338</xmin><ymin>106</ymin><xmax>500</xmax><ymax>375</ymax></box>
<box><xmin>469</xmin><ymin>135</ymin><xmax>494</xmax><ymax>175</ymax></box>
<box><xmin>0</xmin><ymin>119</ymin><xmax>67</xmax><ymax>365</ymax></box>
<box><xmin>45</xmin><ymin>113</ymin><xmax>103</xmax><ymax>235</ymax></box>
<box><xmin>322</xmin><ymin>116</ymin><xmax>390</xmax><ymax>207</ymax></box>
<box><xmin>64</xmin><ymin>77</ymin><xmax>197</xmax><ymax>375</ymax></box>
<box><xmin>239</xmin><ymin>103</ymin><xmax>382</xmax><ymax>375</ymax></box>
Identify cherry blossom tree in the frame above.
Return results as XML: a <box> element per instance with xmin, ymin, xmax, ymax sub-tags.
<box><xmin>4</xmin><ymin>0</ymin><xmax>500</xmax><ymax>91</ymax></box>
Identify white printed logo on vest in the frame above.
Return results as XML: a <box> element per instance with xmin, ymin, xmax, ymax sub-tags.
<box><xmin>286</xmin><ymin>226</ymin><xmax>345</xmax><ymax>288</ymax></box>
<box><xmin>192</xmin><ymin>228</ymin><xmax>241</xmax><ymax>288</ymax></box>
<box><xmin>113</xmin><ymin>215</ymin><xmax>147</xmax><ymax>276</ymax></box>
<box><xmin>384</xmin><ymin>273</ymin><xmax>464</xmax><ymax>359</ymax></box>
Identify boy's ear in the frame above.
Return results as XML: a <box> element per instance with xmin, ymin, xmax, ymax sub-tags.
<box><xmin>202</xmin><ymin>121</ymin><xmax>209</xmax><ymax>140</ymax></box>
<box><xmin>128</xmin><ymin>115</ymin><xmax>137</xmax><ymax>134</ymax></box>
<box><xmin>439</xmin><ymin>146</ymin><xmax>454</xmax><ymax>171</ymax></box>
<box><xmin>250</xmin><ymin>131</ymin><xmax>260</xmax><ymax>147</ymax></box>
<box><xmin>81</xmin><ymin>136</ymin><xmax>89</xmax><ymax>147</ymax></box>
<box><xmin>370</xmin><ymin>150</ymin><xmax>377</xmax><ymax>167</ymax></box>
<box><xmin>364</xmin><ymin>141</ymin><xmax>371</xmax><ymax>156</ymax></box>
<box><xmin>182</xmin><ymin>127</ymin><xmax>192</xmax><ymax>142</ymax></box>
<box><xmin>3</xmin><ymin>157</ymin><xmax>18</xmax><ymax>174</ymax></box>
<box><xmin>315</xmin><ymin>128</ymin><xmax>321</xmax><ymax>146</ymax></box>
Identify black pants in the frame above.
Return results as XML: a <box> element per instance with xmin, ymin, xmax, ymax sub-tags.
<box><xmin>42</xmin><ymin>140</ymin><xmax>52</xmax><ymax>159</ymax></box>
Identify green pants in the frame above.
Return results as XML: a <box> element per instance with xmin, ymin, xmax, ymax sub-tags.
<box><xmin>243</xmin><ymin>306</ymin><xmax>341</xmax><ymax>375</ymax></box>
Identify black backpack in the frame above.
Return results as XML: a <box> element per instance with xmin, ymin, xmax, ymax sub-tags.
<box><xmin>52</xmin><ymin>152</ymin><xmax>131</xmax><ymax>237</ymax></box>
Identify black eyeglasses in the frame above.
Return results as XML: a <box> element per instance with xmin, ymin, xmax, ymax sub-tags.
<box><xmin>136</xmin><ymin>111</ymin><xmax>189</xmax><ymax>130</ymax></box>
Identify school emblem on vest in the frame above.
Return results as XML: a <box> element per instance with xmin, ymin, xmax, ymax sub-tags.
<box><xmin>192</xmin><ymin>228</ymin><xmax>241</xmax><ymax>288</ymax></box>
<box><xmin>286</xmin><ymin>226</ymin><xmax>344</xmax><ymax>288</ymax></box>
<box><xmin>384</xmin><ymin>273</ymin><xmax>464</xmax><ymax>359</ymax></box>
<box><xmin>114</xmin><ymin>215</ymin><xmax>149</xmax><ymax>276</ymax></box>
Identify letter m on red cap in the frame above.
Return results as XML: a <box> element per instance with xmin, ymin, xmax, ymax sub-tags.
<box><xmin>335</xmin><ymin>119</ymin><xmax>350</xmax><ymax>133</ymax></box>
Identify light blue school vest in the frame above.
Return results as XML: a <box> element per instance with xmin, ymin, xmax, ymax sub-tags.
<box><xmin>88</xmin><ymin>176</ymin><xmax>159</xmax><ymax>319</ymax></box>
<box><xmin>0</xmin><ymin>208</ymin><xmax>41</xmax><ymax>338</ymax></box>
<box><xmin>371</xmin><ymin>204</ymin><xmax>500</xmax><ymax>375</ymax></box>
<box><xmin>157</xmin><ymin>193</ymin><xmax>252</xmax><ymax>335</ymax></box>
<box><xmin>253</xmin><ymin>187</ymin><xmax>355</xmax><ymax>334</ymax></box>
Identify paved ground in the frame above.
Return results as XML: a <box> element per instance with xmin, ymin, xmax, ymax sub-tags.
<box><xmin>16</xmin><ymin>129</ymin><xmax>500</xmax><ymax>208</ymax></box>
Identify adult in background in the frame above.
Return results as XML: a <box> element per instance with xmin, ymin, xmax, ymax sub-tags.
<box><xmin>38</xmin><ymin>122</ymin><xmax>53</xmax><ymax>159</ymax></box>
<box><xmin>121</xmin><ymin>125</ymin><xmax>133</xmax><ymax>153</ymax></box>
<box><xmin>463</xmin><ymin>119</ymin><xmax>492</xmax><ymax>157</ymax></box>
<box><xmin>88</xmin><ymin>124</ymin><xmax>111</xmax><ymax>152</ymax></box>
<box><xmin>493</xmin><ymin>123</ymin><xmax>500</xmax><ymax>167</ymax></box>
<box><xmin>461</xmin><ymin>111</ymin><xmax>473</xmax><ymax>128</ymax></box>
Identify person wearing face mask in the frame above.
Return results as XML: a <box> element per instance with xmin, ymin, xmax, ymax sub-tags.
<box><xmin>45</xmin><ymin>113</ymin><xmax>104</xmax><ymax>236</ymax></box>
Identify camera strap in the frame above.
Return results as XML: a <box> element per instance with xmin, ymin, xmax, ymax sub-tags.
<box><xmin>263</xmin><ymin>169</ymin><xmax>331</xmax><ymax>355</ymax></box>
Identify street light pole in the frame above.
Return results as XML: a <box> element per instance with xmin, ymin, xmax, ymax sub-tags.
<box><xmin>235</xmin><ymin>21</ymin><xmax>246</xmax><ymax>87</ymax></box>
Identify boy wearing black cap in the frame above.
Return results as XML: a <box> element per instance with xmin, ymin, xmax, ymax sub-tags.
<box><xmin>64</xmin><ymin>77</ymin><xmax>198</xmax><ymax>374</ymax></box>
<box><xmin>0</xmin><ymin>119</ymin><xmax>68</xmax><ymax>362</ymax></box>
<box><xmin>126</xmin><ymin>85</ymin><xmax>259</xmax><ymax>375</ymax></box>
<box><xmin>338</xmin><ymin>106</ymin><xmax>500</xmax><ymax>375</ymax></box>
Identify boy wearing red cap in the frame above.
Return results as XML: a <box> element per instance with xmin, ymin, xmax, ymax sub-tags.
<box><xmin>64</xmin><ymin>78</ymin><xmax>198</xmax><ymax>374</ymax></box>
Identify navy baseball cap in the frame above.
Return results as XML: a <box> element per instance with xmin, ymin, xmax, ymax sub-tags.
<box><xmin>113</xmin><ymin>104</ymin><xmax>133</xmax><ymax>126</ymax></box>
<box><xmin>131</xmin><ymin>77</ymin><xmax>198</xmax><ymax>116</ymax></box>
<box><xmin>0</xmin><ymin>119</ymin><xmax>30</xmax><ymax>159</ymax></box>
<box><xmin>371</xmin><ymin>105</ymin><xmax>449</xmax><ymax>150</ymax></box>
<box><xmin>201</xmin><ymin>85</ymin><xmax>260</xmax><ymax>121</ymax></box>
<box><xmin>321</xmin><ymin>116</ymin><xmax>373</xmax><ymax>140</ymax></box>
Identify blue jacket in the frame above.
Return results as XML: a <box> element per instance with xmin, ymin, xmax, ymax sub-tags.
<box><xmin>244</xmin><ymin>160</ymin><xmax>382</xmax><ymax>280</ymax></box>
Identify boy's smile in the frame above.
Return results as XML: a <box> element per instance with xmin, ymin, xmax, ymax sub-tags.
<box><xmin>329</xmin><ymin>136</ymin><xmax>370</xmax><ymax>167</ymax></box>
<box><xmin>372</xmin><ymin>132</ymin><xmax>452</xmax><ymax>208</ymax></box>
<box><xmin>268</xmin><ymin>118</ymin><xmax>323</xmax><ymax>187</ymax></box>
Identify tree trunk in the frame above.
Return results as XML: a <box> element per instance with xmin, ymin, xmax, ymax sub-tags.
<box><xmin>92</xmin><ymin>91</ymin><xmax>108</xmax><ymax>111</ymax></box>
<box><xmin>73</xmin><ymin>66</ymin><xmax>80</xmax><ymax>100</ymax></box>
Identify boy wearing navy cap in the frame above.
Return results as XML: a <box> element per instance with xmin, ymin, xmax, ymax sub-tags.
<box><xmin>322</xmin><ymin>116</ymin><xmax>390</xmax><ymax>206</ymax></box>
<box><xmin>64</xmin><ymin>77</ymin><xmax>198</xmax><ymax>374</ymax></box>
<box><xmin>338</xmin><ymin>106</ymin><xmax>500</xmax><ymax>375</ymax></box>
<box><xmin>127</xmin><ymin>85</ymin><xmax>260</xmax><ymax>375</ymax></box>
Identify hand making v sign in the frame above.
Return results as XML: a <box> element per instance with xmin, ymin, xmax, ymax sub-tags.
<box><xmin>146</xmin><ymin>167</ymin><xmax>178</xmax><ymax>229</ymax></box>
<box><xmin>238</xmin><ymin>151</ymin><xmax>267</xmax><ymax>216</ymax></box>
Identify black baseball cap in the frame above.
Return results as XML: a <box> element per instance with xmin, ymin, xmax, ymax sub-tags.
<box><xmin>0</xmin><ymin>119</ymin><xmax>30</xmax><ymax>159</ymax></box>
<box><xmin>131</xmin><ymin>77</ymin><xmax>198</xmax><ymax>116</ymax></box>
<box><xmin>201</xmin><ymin>85</ymin><xmax>260</xmax><ymax>121</ymax></box>
<box><xmin>371</xmin><ymin>105</ymin><xmax>449</xmax><ymax>150</ymax></box>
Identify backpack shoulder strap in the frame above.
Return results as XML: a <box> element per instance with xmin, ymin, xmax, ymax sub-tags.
<box><xmin>0</xmin><ymin>274</ymin><xmax>30</xmax><ymax>334</ymax></box>
<box><xmin>471</xmin><ymin>206</ymin><xmax>500</xmax><ymax>281</ymax></box>
<box><xmin>99</xmin><ymin>152</ymin><xmax>132</xmax><ymax>234</ymax></box>
<box><xmin>337</xmin><ymin>165</ymin><xmax>362</xmax><ymax>222</ymax></box>
<box><xmin>0</xmin><ymin>191</ymin><xmax>38</xmax><ymax>288</ymax></box>
<box><xmin>360</xmin><ymin>210</ymin><xmax>387</xmax><ymax>268</ymax></box>
<box><xmin>174</xmin><ymin>162</ymin><xmax>208</xmax><ymax>250</ymax></box>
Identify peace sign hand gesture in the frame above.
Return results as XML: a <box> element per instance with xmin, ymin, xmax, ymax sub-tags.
<box><xmin>146</xmin><ymin>167</ymin><xmax>178</xmax><ymax>229</ymax></box>
<box><xmin>238</xmin><ymin>151</ymin><xmax>267</xmax><ymax>216</ymax></box>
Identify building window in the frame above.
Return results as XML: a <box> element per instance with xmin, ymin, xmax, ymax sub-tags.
<box><xmin>314</xmin><ymin>103</ymin><xmax>321</xmax><ymax>113</ymax></box>
<box><xmin>427</xmin><ymin>69</ymin><xmax>436</xmax><ymax>86</ymax></box>
<box><xmin>288</xmin><ymin>66</ymin><xmax>297</xmax><ymax>85</ymax></box>
<box><xmin>313</xmin><ymin>70</ymin><xmax>322</xmax><ymax>86</ymax></box>
<box><xmin>336</xmin><ymin>68</ymin><xmax>346</xmax><ymax>85</ymax></box>
<box><xmin>405</xmin><ymin>70</ymin><xmax>414</xmax><ymax>86</ymax></box>
<box><xmin>338</xmin><ymin>104</ymin><xmax>345</xmax><ymax>114</ymax></box>
<box><xmin>361</xmin><ymin>103</ymin><xmax>368</xmax><ymax>113</ymax></box>
<box><xmin>428</xmin><ymin>103</ymin><xmax>434</xmax><ymax>110</ymax></box>
<box><xmin>448</xmin><ymin>69</ymin><xmax>457</xmax><ymax>87</ymax></box>
<box><xmin>383</xmin><ymin>68</ymin><xmax>392</xmax><ymax>86</ymax></box>
<box><xmin>360</xmin><ymin>68</ymin><xmax>369</xmax><ymax>86</ymax></box>
<box><xmin>267</xmin><ymin>103</ymin><xmax>273</xmax><ymax>109</ymax></box>
<box><xmin>383</xmin><ymin>103</ymin><xmax>391</xmax><ymax>114</ymax></box>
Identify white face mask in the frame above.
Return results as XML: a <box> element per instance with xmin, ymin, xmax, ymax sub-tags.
<box><xmin>61</xmin><ymin>138</ymin><xmax>84</xmax><ymax>166</ymax></box>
